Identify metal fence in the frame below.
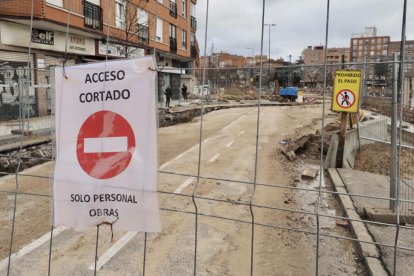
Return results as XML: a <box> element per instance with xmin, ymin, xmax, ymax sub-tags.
<box><xmin>1</xmin><ymin>0</ymin><xmax>414</xmax><ymax>275</ymax></box>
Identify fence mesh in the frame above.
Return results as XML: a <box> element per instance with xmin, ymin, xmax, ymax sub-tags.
<box><xmin>1</xmin><ymin>0</ymin><xmax>414</xmax><ymax>275</ymax></box>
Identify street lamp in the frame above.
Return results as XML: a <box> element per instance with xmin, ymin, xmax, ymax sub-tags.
<box><xmin>264</xmin><ymin>23</ymin><xmax>276</xmax><ymax>88</ymax></box>
<box><xmin>246</xmin><ymin>47</ymin><xmax>255</xmax><ymax>85</ymax></box>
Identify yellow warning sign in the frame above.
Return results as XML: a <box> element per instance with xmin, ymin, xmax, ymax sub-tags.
<box><xmin>332</xmin><ymin>70</ymin><xmax>362</xmax><ymax>113</ymax></box>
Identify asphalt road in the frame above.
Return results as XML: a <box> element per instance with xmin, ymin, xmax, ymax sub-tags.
<box><xmin>0</xmin><ymin>105</ymin><xmax>364</xmax><ymax>275</ymax></box>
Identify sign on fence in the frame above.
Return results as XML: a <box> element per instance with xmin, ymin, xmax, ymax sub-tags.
<box><xmin>53</xmin><ymin>57</ymin><xmax>160</xmax><ymax>232</ymax></box>
<box><xmin>332</xmin><ymin>70</ymin><xmax>362</xmax><ymax>113</ymax></box>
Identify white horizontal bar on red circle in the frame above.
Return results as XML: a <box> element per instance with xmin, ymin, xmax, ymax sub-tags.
<box><xmin>84</xmin><ymin>137</ymin><xmax>128</xmax><ymax>153</ymax></box>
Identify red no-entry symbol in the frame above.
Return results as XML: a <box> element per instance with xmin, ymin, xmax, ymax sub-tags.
<box><xmin>76</xmin><ymin>110</ymin><xmax>136</xmax><ymax>179</ymax></box>
<box><xmin>336</xmin><ymin>89</ymin><xmax>356</xmax><ymax>109</ymax></box>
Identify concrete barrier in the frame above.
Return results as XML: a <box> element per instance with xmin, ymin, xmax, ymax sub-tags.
<box><xmin>325</xmin><ymin>116</ymin><xmax>388</xmax><ymax>168</ymax></box>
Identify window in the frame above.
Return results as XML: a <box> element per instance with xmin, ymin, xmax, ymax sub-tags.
<box><xmin>156</xmin><ymin>17</ymin><xmax>163</xmax><ymax>42</ymax></box>
<box><xmin>83</xmin><ymin>1</ymin><xmax>103</xmax><ymax>30</ymax></box>
<box><xmin>86</xmin><ymin>0</ymin><xmax>99</xmax><ymax>4</ymax></box>
<box><xmin>137</xmin><ymin>8</ymin><xmax>149</xmax><ymax>44</ymax></box>
<box><xmin>182</xmin><ymin>30</ymin><xmax>187</xmax><ymax>49</ymax></box>
<box><xmin>190</xmin><ymin>32</ymin><xmax>195</xmax><ymax>46</ymax></box>
<box><xmin>169</xmin><ymin>24</ymin><xmax>177</xmax><ymax>53</ymax></box>
<box><xmin>169</xmin><ymin>24</ymin><xmax>176</xmax><ymax>39</ymax></box>
<box><xmin>170</xmin><ymin>0</ymin><xmax>177</xmax><ymax>18</ymax></box>
<box><xmin>190</xmin><ymin>32</ymin><xmax>197</xmax><ymax>58</ymax></box>
<box><xmin>182</xmin><ymin>0</ymin><xmax>186</xmax><ymax>17</ymax></box>
<box><xmin>46</xmin><ymin>0</ymin><xmax>63</xmax><ymax>7</ymax></box>
<box><xmin>115</xmin><ymin>0</ymin><xmax>125</xmax><ymax>29</ymax></box>
<box><xmin>137</xmin><ymin>8</ymin><xmax>148</xmax><ymax>26</ymax></box>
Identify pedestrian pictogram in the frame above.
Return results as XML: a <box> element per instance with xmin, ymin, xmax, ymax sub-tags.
<box><xmin>77</xmin><ymin>110</ymin><xmax>136</xmax><ymax>180</ymax></box>
<box><xmin>336</xmin><ymin>89</ymin><xmax>356</xmax><ymax>109</ymax></box>
<box><xmin>332</xmin><ymin>70</ymin><xmax>361</xmax><ymax>113</ymax></box>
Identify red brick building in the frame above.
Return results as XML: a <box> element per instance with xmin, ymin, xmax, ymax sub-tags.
<box><xmin>0</xmin><ymin>0</ymin><xmax>198</xmax><ymax>116</ymax></box>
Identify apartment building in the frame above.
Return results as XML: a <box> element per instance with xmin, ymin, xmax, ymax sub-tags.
<box><xmin>301</xmin><ymin>45</ymin><xmax>324</xmax><ymax>87</ymax></box>
<box><xmin>388</xmin><ymin>40</ymin><xmax>414</xmax><ymax>106</ymax></box>
<box><xmin>301</xmin><ymin>45</ymin><xmax>350</xmax><ymax>87</ymax></box>
<box><xmin>350</xmin><ymin>27</ymin><xmax>389</xmax><ymax>63</ymax></box>
<box><xmin>388</xmin><ymin>40</ymin><xmax>414</xmax><ymax>75</ymax></box>
<box><xmin>0</xmin><ymin>0</ymin><xmax>198</xmax><ymax>117</ymax></box>
<box><xmin>326</xmin><ymin>47</ymin><xmax>350</xmax><ymax>64</ymax></box>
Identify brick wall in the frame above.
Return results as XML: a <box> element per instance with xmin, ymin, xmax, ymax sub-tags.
<box><xmin>0</xmin><ymin>0</ymin><xmax>44</xmax><ymax>17</ymax></box>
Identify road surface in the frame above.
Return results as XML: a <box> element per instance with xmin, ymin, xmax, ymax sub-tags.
<box><xmin>0</xmin><ymin>105</ymin><xmax>365</xmax><ymax>275</ymax></box>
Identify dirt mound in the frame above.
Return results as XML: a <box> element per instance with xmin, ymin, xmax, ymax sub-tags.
<box><xmin>354</xmin><ymin>142</ymin><xmax>414</xmax><ymax>179</ymax></box>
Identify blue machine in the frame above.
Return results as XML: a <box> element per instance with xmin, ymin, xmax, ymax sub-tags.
<box><xmin>279</xmin><ymin>87</ymin><xmax>298</xmax><ymax>101</ymax></box>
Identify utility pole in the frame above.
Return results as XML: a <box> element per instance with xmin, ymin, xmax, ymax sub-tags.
<box><xmin>264</xmin><ymin>23</ymin><xmax>276</xmax><ymax>89</ymax></box>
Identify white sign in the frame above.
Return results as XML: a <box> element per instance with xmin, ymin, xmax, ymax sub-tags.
<box><xmin>0</xmin><ymin>21</ymin><xmax>95</xmax><ymax>55</ymax></box>
<box><xmin>54</xmin><ymin>57</ymin><xmax>160</xmax><ymax>232</ymax></box>
<box><xmin>98</xmin><ymin>41</ymin><xmax>145</xmax><ymax>58</ymax></box>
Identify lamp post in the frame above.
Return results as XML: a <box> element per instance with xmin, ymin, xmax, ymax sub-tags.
<box><xmin>246</xmin><ymin>47</ymin><xmax>255</xmax><ymax>85</ymax></box>
<box><xmin>264</xmin><ymin>23</ymin><xmax>276</xmax><ymax>88</ymax></box>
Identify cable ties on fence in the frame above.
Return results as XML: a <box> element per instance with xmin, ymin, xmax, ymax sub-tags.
<box><xmin>148</xmin><ymin>64</ymin><xmax>165</xmax><ymax>72</ymax></box>
<box><xmin>97</xmin><ymin>217</ymin><xmax>119</xmax><ymax>243</ymax></box>
<box><xmin>62</xmin><ymin>60</ymin><xmax>68</xmax><ymax>80</ymax></box>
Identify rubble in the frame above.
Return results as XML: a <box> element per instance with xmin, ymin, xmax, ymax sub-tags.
<box><xmin>0</xmin><ymin>143</ymin><xmax>52</xmax><ymax>173</ymax></box>
<box><xmin>301</xmin><ymin>168</ymin><xmax>319</xmax><ymax>179</ymax></box>
<box><xmin>281</xmin><ymin>134</ymin><xmax>314</xmax><ymax>160</ymax></box>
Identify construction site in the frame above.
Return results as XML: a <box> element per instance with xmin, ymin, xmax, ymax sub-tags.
<box><xmin>1</xmin><ymin>0</ymin><xmax>414</xmax><ymax>275</ymax></box>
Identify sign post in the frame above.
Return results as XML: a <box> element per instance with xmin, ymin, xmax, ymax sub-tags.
<box><xmin>53</xmin><ymin>57</ymin><xmax>160</xmax><ymax>232</ymax></box>
<box><xmin>332</xmin><ymin>70</ymin><xmax>362</xmax><ymax>167</ymax></box>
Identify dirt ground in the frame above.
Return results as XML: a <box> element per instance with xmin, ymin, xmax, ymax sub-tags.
<box><xmin>1</xmin><ymin>104</ymin><xmax>367</xmax><ymax>275</ymax></box>
<box><xmin>354</xmin><ymin>142</ymin><xmax>414</xmax><ymax>179</ymax></box>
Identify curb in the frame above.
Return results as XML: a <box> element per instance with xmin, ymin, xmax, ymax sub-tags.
<box><xmin>328</xmin><ymin>168</ymin><xmax>389</xmax><ymax>276</ymax></box>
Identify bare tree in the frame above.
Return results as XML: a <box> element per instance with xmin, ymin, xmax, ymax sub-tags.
<box><xmin>307</xmin><ymin>69</ymin><xmax>320</xmax><ymax>88</ymax></box>
<box><xmin>112</xmin><ymin>0</ymin><xmax>151</xmax><ymax>58</ymax></box>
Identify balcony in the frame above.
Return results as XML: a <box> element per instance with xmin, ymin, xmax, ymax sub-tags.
<box><xmin>83</xmin><ymin>1</ymin><xmax>103</xmax><ymax>30</ymax></box>
<box><xmin>191</xmin><ymin>45</ymin><xmax>197</xmax><ymax>58</ymax></box>
<box><xmin>170</xmin><ymin>37</ymin><xmax>177</xmax><ymax>53</ymax></box>
<box><xmin>169</xmin><ymin>1</ymin><xmax>177</xmax><ymax>18</ymax></box>
<box><xmin>190</xmin><ymin>16</ymin><xmax>197</xmax><ymax>31</ymax></box>
<box><xmin>137</xmin><ymin>24</ymin><xmax>149</xmax><ymax>44</ymax></box>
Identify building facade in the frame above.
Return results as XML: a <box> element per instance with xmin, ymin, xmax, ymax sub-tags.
<box><xmin>0</xmin><ymin>0</ymin><xmax>198</xmax><ymax>117</ymax></box>
<box><xmin>388</xmin><ymin>40</ymin><xmax>414</xmax><ymax>106</ymax></box>
<box><xmin>350</xmin><ymin>27</ymin><xmax>389</xmax><ymax>63</ymax></box>
<box><xmin>326</xmin><ymin>47</ymin><xmax>350</xmax><ymax>65</ymax></box>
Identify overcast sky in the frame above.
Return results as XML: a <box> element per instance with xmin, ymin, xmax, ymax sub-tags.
<box><xmin>195</xmin><ymin>0</ymin><xmax>414</xmax><ymax>62</ymax></box>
